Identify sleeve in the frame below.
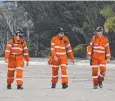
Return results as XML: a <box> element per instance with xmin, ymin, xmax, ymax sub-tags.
<box><xmin>5</xmin><ymin>39</ymin><xmax>13</xmax><ymax>59</ymax></box>
<box><xmin>66</xmin><ymin>38</ymin><xmax>74</xmax><ymax>60</ymax></box>
<box><xmin>105</xmin><ymin>39</ymin><xmax>111</xmax><ymax>60</ymax></box>
<box><xmin>50</xmin><ymin>38</ymin><xmax>56</xmax><ymax>58</ymax></box>
<box><xmin>23</xmin><ymin>41</ymin><xmax>30</xmax><ymax>62</ymax></box>
<box><xmin>87</xmin><ymin>36</ymin><xmax>95</xmax><ymax>58</ymax></box>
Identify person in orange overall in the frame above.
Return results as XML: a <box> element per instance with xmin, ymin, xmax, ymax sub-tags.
<box><xmin>87</xmin><ymin>26</ymin><xmax>111</xmax><ymax>89</ymax></box>
<box><xmin>48</xmin><ymin>27</ymin><xmax>74</xmax><ymax>89</ymax></box>
<box><xmin>5</xmin><ymin>29</ymin><xmax>30</xmax><ymax>90</ymax></box>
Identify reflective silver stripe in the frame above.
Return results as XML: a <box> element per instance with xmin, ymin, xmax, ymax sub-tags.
<box><xmin>67</xmin><ymin>50</ymin><xmax>72</xmax><ymax>53</ymax></box>
<box><xmin>66</xmin><ymin>44</ymin><xmax>70</xmax><ymax>48</ymax></box>
<box><xmin>92</xmin><ymin>65</ymin><xmax>98</xmax><ymax>68</ymax></box>
<box><xmin>90</xmin><ymin>42</ymin><xmax>92</xmax><ymax>45</ymax></box>
<box><xmin>51</xmin><ymin>48</ymin><xmax>55</xmax><ymax>50</ymax></box>
<box><xmin>100</xmin><ymin>64</ymin><xmax>106</xmax><ymax>67</ymax></box>
<box><xmin>5</xmin><ymin>50</ymin><xmax>10</xmax><ymax>53</ymax></box>
<box><xmin>93</xmin><ymin>46</ymin><xmax>105</xmax><ymax>49</ymax></box>
<box><xmin>24</xmin><ymin>53</ymin><xmax>28</xmax><ymax>55</ymax></box>
<box><xmin>8</xmin><ymin>68</ymin><xmax>15</xmax><ymax>70</ymax></box>
<box><xmin>51</xmin><ymin>43</ymin><xmax>55</xmax><ymax>45</ymax></box>
<box><xmin>7</xmin><ymin>77</ymin><xmax>14</xmax><ymax>79</ymax></box>
<box><xmin>52</xmin><ymin>75</ymin><xmax>58</xmax><ymax>78</ymax></box>
<box><xmin>93</xmin><ymin>76</ymin><xmax>98</xmax><ymax>78</ymax></box>
<box><xmin>13</xmin><ymin>44</ymin><xmax>18</xmax><ymax>46</ymax></box>
<box><xmin>24</xmin><ymin>47</ymin><xmax>27</xmax><ymax>50</ymax></box>
<box><xmin>55</xmin><ymin>46</ymin><xmax>65</xmax><ymax>49</ymax></box>
<box><xmin>61</xmin><ymin>75</ymin><xmax>68</xmax><ymax>77</ymax></box>
<box><xmin>106</xmin><ymin>54</ymin><xmax>110</xmax><ymax>57</ymax></box>
<box><xmin>11</xmin><ymin>53</ymin><xmax>19</xmax><ymax>55</ymax></box>
<box><xmin>7</xmin><ymin>44</ymin><xmax>12</xmax><ymax>47</ymax></box>
<box><xmin>88</xmin><ymin>52</ymin><xmax>91</xmax><ymax>55</ymax></box>
<box><xmin>105</xmin><ymin>43</ymin><xmax>109</xmax><ymax>47</ymax></box>
<box><xmin>93</xmin><ymin>50</ymin><xmax>105</xmax><ymax>53</ymax></box>
<box><xmin>99</xmin><ymin>74</ymin><xmax>105</xmax><ymax>77</ymax></box>
<box><xmin>56</xmin><ymin>52</ymin><xmax>66</xmax><ymax>55</ymax></box>
<box><xmin>13</xmin><ymin>44</ymin><xmax>18</xmax><ymax>47</ymax></box>
<box><xmin>52</xmin><ymin>65</ymin><xmax>59</xmax><ymax>68</ymax></box>
<box><xmin>11</xmin><ymin>47</ymin><xmax>23</xmax><ymax>51</ymax></box>
<box><xmin>61</xmin><ymin>64</ymin><xmax>67</xmax><ymax>67</ymax></box>
<box><xmin>16</xmin><ymin>67</ymin><xmax>24</xmax><ymax>70</ymax></box>
<box><xmin>16</xmin><ymin>78</ymin><xmax>22</xmax><ymax>81</ymax></box>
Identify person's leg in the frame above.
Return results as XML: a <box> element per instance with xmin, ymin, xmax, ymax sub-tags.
<box><xmin>7</xmin><ymin>57</ymin><xmax>16</xmax><ymax>89</ymax></box>
<box><xmin>15</xmin><ymin>56</ymin><xmax>24</xmax><ymax>89</ymax></box>
<box><xmin>60</xmin><ymin>56</ymin><xmax>68</xmax><ymax>89</ymax></box>
<box><xmin>51</xmin><ymin>65</ymin><xmax>59</xmax><ymax>88</ymax></box>
<box><xmin>91</xmin><ymin>58</ymin><xmax>99</xmax><ymax>89</ymax></box>
<box><xmin>98</xmin><ymin>60</ymin><xmax>106</xmax><ymax>88</ymax></box>
<box><xmin>61</xmin><ymin>65</ymin><xmax>68</xmax><ymax>84</ymax></box>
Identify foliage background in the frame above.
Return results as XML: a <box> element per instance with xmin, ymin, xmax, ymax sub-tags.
<box><xmin>0</xmin><ymin>1</ymin><xmax>115</xmax><ymax>58</ymax></box>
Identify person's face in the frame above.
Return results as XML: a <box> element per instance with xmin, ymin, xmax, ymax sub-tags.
<box><xmin>58</xmin><ymin>32</ymin><xmax>64</xmax><ymax>38</ymax></box>
<box><xmin>16</xmin><ymin>33</ymin><xmax>21</xmax><ymax>40</ymax></box>
<box><xmin>96</xmin><ymin>31</ymin><xmax>103</xmax><ymax>37</ymax></box>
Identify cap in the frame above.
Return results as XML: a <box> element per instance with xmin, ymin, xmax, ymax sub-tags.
<box><xmin>57</xmin><ymin>27</ymin><xmax>66</xmax><ymax>33</ymax></box>
<box><xmin>95</xmin><ymin>26</ymin><xmax>104</xmax><ymax>32</ymax></box>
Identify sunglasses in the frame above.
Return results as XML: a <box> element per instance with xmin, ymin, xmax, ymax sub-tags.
<box><xmin>16</xmin><ymin>32</ymin><xmax>23</xmax><ymax>38</ymax></box>
<box><xmin>19</xmin><ymin>35</ymin><xmax>23</xmax><ymax>38</ymax></box>
<box><xmin>59</xmin><ymin>32</ymin><xmax>64</xmax><ymax>34</ymax></box>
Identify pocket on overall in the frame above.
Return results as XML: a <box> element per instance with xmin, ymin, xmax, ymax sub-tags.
<box><xmin>16</xmin><ymin>56</ymin><xmax>23</xmax><ymax>60</ymax></box>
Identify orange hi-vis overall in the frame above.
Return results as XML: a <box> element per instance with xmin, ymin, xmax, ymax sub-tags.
<box><xmin>48</xmin><ymin>35</ymin><xmax>74</xmax><ymax>84</ymax></box>
<box><xmin>87</xmin><ymin>35</ymin><xmax>111</xmax><ymax>86</ymax></box>
<box><xmin>5</xmin><ymin>36</ymin><xmax>30</xmax><ymax>86</ymax></box>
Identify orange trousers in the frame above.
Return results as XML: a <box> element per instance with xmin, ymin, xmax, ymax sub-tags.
<box><xmin>7</xmin><ymin>55</ymin><xmax>24</xmax><ymax>86</ymax></box>
<box><xmin>91</xmin><ymin>58</ymin><xmax>106</xmax><ymax>86</ymax></box>
<box><xmin>51</xmin><ymin>56</ymin><xmax>68</xmax><ymax>84</ymax></box>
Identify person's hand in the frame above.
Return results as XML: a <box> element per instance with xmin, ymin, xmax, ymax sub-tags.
<box><xmin>54</xmin><ymin>56</ymin><xmax>58</xmax><ymax>62</ymax></box>
<box><xmin>71</xmin><ymin>59</ymin><xmax>75</xmax><ymax>64</ymax></box>
<box><xmin>87</xmin><ymin>56</ymin><xmax>91</xmax><ymax>60</ymax></box>
<box><xmin>106</xmin><ymin>59</ymin><xmax>110</xmax><ymax>63</ymax></box>
<box><xmin>5</xmin><ymin>58</ymin><xmax>8</xmax><ymax>63</ymax></box>
<box><xmin>26</xmin><ymin>61</ymin><xmax>29</xmax><ymax>66</ymax></box>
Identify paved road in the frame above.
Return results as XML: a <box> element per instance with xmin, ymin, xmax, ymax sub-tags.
<box><xmin>0</xmin><ymin>59</ymin><xmax>115</xmax><ymax>101</ymax></box>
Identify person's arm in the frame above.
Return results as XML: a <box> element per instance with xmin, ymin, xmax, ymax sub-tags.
<box><xmin>23</xmin><ymin>41</ymin><xmax>30</xmax><ymax>65</ymax></box>
<box><xmin>51</xmin><ymin>38</ymin><xmax>56</xmax><ymax>58</ymax></box>
<box><xmin>5</xmin><ymin>39</ymin><xmax>13</xmax><ymax>62</ymax></box>
<box><xmin>87</xmin><ymin>36</ymin><xmax>95</xmax><ymax>59</ymax></box>
<box><xmin>66</xmin><ymin>38</ymin><xmax>74</xmax><ymax>62</ymax></box>
<box><xmin>105</xmin><ymin>39</ymin><xmax>111</xmax><ymax>61</ymax></box>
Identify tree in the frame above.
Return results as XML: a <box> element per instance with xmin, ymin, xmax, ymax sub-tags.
<box><xmin>100</xmin><ymin>4</ymin><xmax>115</xmax><ymax>58</ymax></box>
<box><xmin>0</xmin><ymin>1</ymin><xmax>115</xmax><ymax>57</ymax></box>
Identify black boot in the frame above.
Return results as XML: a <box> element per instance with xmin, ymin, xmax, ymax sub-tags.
<box><xmin>62</xmin><ymin>83</ymin><xmax>68</xmax><ymax>89</ymax></box>
<box><xmin>17</xmin><ymin>85</ymin><xmax>23</xmax><ymax>90</ymax></box>
<box><xmin>99</xmin><ymin>81</ymin><xmax>103</xmax><ymax>88</ymax></box>
<box><xmin>93</xmin><ymin>85</ymin><xmax>98</xmax><ymax>89</ymax></box>
<box><xmin>51</xmin><ymin>83</ymin><xmax>56</xmax><ymax>88</ymax></box>
<box><xmin>7</xmin><ymin>84</ymin><xmax>12</xmax><ymax>89</ymax></box>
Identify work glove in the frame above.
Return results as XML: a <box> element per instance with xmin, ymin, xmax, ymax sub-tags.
<box><xmin>48</xmin><ymin>57</ymin><xmax>52</xmax><ymax>65</ymax></box>
<box><xmin>106</xmin><ymin>59</ymin><xmax>110</xmax><ymax>63</ymax></box>
<box><xmin>54</xmin><ymin>56</ymin><xmax>58</xmax><ymax>62</ymax></box>
<box><xmin>71</xmin><ymin>59</ymin><xmax>75</xmax><ymax>64</ymax></box>
<box><xmin>26</xmin><ymin>61</ymin><xmax>29</xmax><ymax>66</ymax></box>
<box><xmin>5</xmin><ymin>58</ymin><xmax>8</xmax><ymax>63</ymax></box>
<box><xmin>87</xmin><ymin>55</ymin><xmax>91</xmax><ymax>60</ymax></box>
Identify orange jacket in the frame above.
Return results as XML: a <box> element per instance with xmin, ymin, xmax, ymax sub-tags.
<box><xmin>5</xmin><ymin>36</ymin><xmax>30</xmax><ymax>62</ymax></box>
<box><xmin>87</xmin><ymin>35</ymin><xmax>111</xmax><ymax>60</ymax></box>
<box><xmin>50</xmin><ymin>35</ymin><xmax>74</xmax><ymax>60</ymax></box>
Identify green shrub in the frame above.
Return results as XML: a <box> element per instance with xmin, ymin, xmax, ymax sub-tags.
<box><xmin>73</xmin><ymin>44</ymin><xmax>87</xmax><ymax>58</ymax></box>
